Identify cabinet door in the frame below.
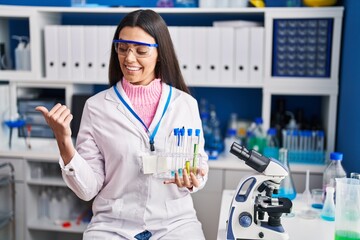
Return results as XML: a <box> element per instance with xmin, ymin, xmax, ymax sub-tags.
<box><xmin>192</xmin><ymin>169</ymin><xmax>223</xmax><ymax>240</ymax></box>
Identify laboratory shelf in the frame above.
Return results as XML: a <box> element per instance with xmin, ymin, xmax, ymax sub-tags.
<box><xmin>27</xmin><ymin>220</ymin><xmax>87</xmax><ymax>233</ymax></box>
<box><xmin>210</xmin><ymin>155</ymin><xmax>326</xmax><ymax>174</ymax></box>
<box><xmin>27</xmin><ymin>178</ymin><xmax>66</xmax><ymax>187</ymax></box>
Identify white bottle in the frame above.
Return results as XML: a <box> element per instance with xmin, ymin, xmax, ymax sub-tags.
<box><xmin>12</xmin><ymin>35</ymin><xmax>26</xmax><ymax>70</ymax></box>
<box><xmin>224</xmin><ymin>128</ymin><xmax>238</xmax><ymax>157</ymax></box>
<box><xmin>22</xmin><ymin>40</ymin><xmax>31</xmax><ymax>71</ymax></box>
<box><xmin>37</xmin><ymin>188</ymin><xmax>49</xmax><ymax>220</ymax></box>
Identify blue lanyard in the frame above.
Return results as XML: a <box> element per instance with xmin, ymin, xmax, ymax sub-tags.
<box><xmin>113</xmin><ymin>84</ymin><xmax>172</xmax><ymax>152</ymax></box>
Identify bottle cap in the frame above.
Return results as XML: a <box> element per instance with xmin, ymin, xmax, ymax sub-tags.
<box><xmin>255</xmin><ymin>117</ymin><xmax>263</xmax><ymax>124</ymax></box>
<box><xmin>267</xmin><ymin>128</ymin><xmax>276</xmax><ymax>135</ymax></box>
<box><xmin>227</xmin><ymin>128</ymin><xmax>237</xmax><ymax>136</ymax></box>
<box><xmin>330</xmin><ymin>152</ymin><xmax>343</xmax><ymax>161</ymax></box>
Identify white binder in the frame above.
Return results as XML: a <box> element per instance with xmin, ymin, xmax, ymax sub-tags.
<box><xmin>206</xmin><ymin>27</ymin><xmax>221</xmax><ymax>83</ymax></box>
<box><xmin>168</xmin><ymin>26</ymin><xmax>179</xmax><ymax>56</ymax></box>
<box><xmin>84</xmin><ymin>26</ymin><xmax>98</xmax><ymax>82</ymax></box>
<box><xmin>57</xmin><ymin>26</ymin><xmax>71</xmax><ymax>81</ymax></box>
<box><xmin>44</xmin><ymin>25</ymin><xmax>59</xmax><ymax>80</ymax></box>
<box><xmin>178</xmin><ymin>27</ymin><xmax>194</xmax><ymax>85</ymax></box>
<box><xmin>220</xmin><ymin>27</ymin><xmax>235</xmax><ymax>83</ymax></box>
<box><xmin>193</xmin><ymin>27</ymin><xmax>207</xmax><ymax>83</ymax></box>
<box><xmin>70</xmin><ymin>25</ymin><xmax>84</xmax><ymax>81</ymax></box>
<box><xmin>235</xmin><ymin>27</ymin><xmax>250</xmax><ymax>83</ymax></box>
<box><xmin>249</xmin><ymin>27</ymin><xmax>264</xmax><ymax>84</ymax></box>
<box><xmin>96</xmin><ymin>26</ymin><xmax>112</xmax><ymax>84</ymax></box>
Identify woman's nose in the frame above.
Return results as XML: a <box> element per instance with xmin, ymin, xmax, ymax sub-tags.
<box><xmin>125</xmin><ymin>48</ymin><xmax>137</xmax><ymax>61</ymax></box>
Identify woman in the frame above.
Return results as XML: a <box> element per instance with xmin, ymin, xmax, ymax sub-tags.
<box><xmin>36</xmin><ymin>9</ymin><xmax>208</xmax><ymax>240</ymax></box>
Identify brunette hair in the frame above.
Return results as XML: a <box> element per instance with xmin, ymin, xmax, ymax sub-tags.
<box><xmin>108</xmin><ymin>9</ymin><xmax>189</xmax><ymax>94</ymax></box>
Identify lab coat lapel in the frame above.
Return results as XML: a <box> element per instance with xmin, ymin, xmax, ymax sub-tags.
<box><xmin>105</xmin><ymin>82</ymin><xmax>149</xmax><ymax>139</ymax></box>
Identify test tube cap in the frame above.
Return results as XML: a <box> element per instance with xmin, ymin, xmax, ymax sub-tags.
<box><xmin>187</xmin><ymin>128</ymin><xmax>193</xmax><ymax>136</ymax></box>
<box><xmin>195</xmin><ymin>129</ymin><xmax>201</xmax><ymax>136</ymax></box>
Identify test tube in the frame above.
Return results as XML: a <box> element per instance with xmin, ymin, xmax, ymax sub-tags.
<box><xmin>171</xmin><ymin>128</ymin><xmax>179</xmax><ymax>177</ymax></box>
<box><xmin>185</xmin><ymin>128</ymin><xmax>193</xmax><ymax>174</ymax></box>
<box><xmin>193</xmin><ymin>129</ymin><xmax>200</xmax><ymax>175</ymax></box>
<box><xmin>178</xmin><ymin>127</ymin><xmax>185</xmax><ymax>177</ymax></box>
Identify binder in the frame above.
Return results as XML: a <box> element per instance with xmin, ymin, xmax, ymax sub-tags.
<box><xmin>84</xmin><ymin>26</ymin><xmax>98</xmax><ymax>82</ymax></box>
<box><xmin>96</xmin><ymin>26</ymin><xmax>112</xmax><ymax>84</ymax></box>
<box><xmin>177</xmin><ymin>27</ymin><xmax>194</xmax><ymax>85</ymax></box>
<box><xmin>44</xmin><ymin>25</ymin><xmax>59</xmax><ymax>80</ymax></box>
<box><xmin>249</xmin><ymin>27</ymin><xmax>265</xmax><ymax>84</ymax></box>
<box><xmin>206</xmin><ymin>27</ymin><xmax>221</xmax><ymax>83</ymax></box>
<box><xmin>168</xmin><ymin>26</ymin><xmax>179</xmax><ymax>56</ymax></box>
<box><xmin>235</xmin><ymin>27</ymin><xmax>250</xmax><ymax>83</ymax></box>
<box><xmin>70</xmin><ymin>25</ymin><xmax>84</xmax><ymax>81</ymax></box>
<box><xmin>57</xmin><ymin>26</ymin><xmax>71</xmax><ymax>81</ymax></box>
<box><xmin>192</xmin><ymin>27</ymin><xmax>207</xmax><ymax>83</ymax></box>
<box><xmin>219</xmin><ymin>27</ymin><xmax>234</xmax><ymax>83</ymax></box>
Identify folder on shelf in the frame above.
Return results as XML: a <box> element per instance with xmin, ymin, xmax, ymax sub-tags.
<box><xmin>84</xmin><ymin>26</ymin><xmax>98</xmax><ymax>82</ymax></box>
<box><xmin>249</xmin><ymin>27</ymin><xmax>265</xmax><ymax>84</ymax></box>
<box><xmin>206</xmin><ymin>27</ymin><xmax>221</xmax><ymax>83</ymax></box>
<box><xmin>219</xmin><ymin>27</ymin><xmax>235</xmax><ymax>83</ymax></box>
<box><xmin>70</xmin><ymin>25</ymin><xmax>84</xmax><ymax>81</ymax></box>
<box><xmin>193</xmin><ymin>27</ymin><xmax>207</xmax><ymax>83</ymax></box>
<box><xmin>177</xmin><ymin>27</ymin><xmax>194</xmax><ymax>85</ymax></box>
<box><xmin>168</xmin><ymin>26</ymin><xmax>179</xmax><ymax>56</ymax></box>
<box><xmin>44</xmin><ymin>25</ymin><xmax>59</xmax><ymax>80</ymax></box>
<box><xmin>96</xmin><ymin>26</ymin><xmax>113</xmax><ymax>84</ymax></box>
<box><xmin>57</xmin><ymin>26</ymin><xmax>71</xmax><ymax>81</ymax></box>
<box><xmin>235</xmin><ymin>27</ymin><xmax>250</xmax><ymax>83</ymax></box>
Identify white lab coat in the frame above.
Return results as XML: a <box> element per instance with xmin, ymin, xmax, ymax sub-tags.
<box><xmin>59</xmin><ymin>81</ymin><xmax>209</xmax><ymax>239</ymax></box>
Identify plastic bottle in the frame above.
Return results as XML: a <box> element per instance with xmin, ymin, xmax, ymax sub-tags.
<box><xmin>22</xmin><ymin>40</ymin><xmax>31</xmax><ymax>71</ymax></box>
<box><xmin>248</xmin><ymin>117</ymin><xmax>266</xmax><ymax>154</ymax></box>
<box><xmin>263</xmin><ymin>128</ymin><xmax>279</xmax><ymax>159</ymax></box>
<box><xmin>323</xmin><ymin>152</ymin><xmax>347</xmax><ymax>198</ymax></box>
<box><xmin>12</xmin><ymin>36</ymin><xmax>26</xmax><ymax>70</ymax></box>
<box><xmin>224</xmin><ymin>128</ymin><xmax>238</xmax><ymax>158</ymax></box>
<box><xmin>38</xmin><ymin>188</ymin><xmax>49</xmax><ymax>220</ymax></box>
<box><xmin>208</xmin><ymin>106</ymin><xmax>223</xmax><ymax>160</ymax></box>
<box><xmin>320</xmin><ymin>186</ymin><xmax>335</xmax><ymax>221</ymax></box>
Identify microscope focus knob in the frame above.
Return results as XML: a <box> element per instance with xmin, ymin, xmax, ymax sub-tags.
<box><xmin>239</xmin><ymin>212</ymin><xmax>252</xmax><ymax>228</ymax></box>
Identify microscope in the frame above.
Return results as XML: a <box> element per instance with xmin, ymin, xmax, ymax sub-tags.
<box><xmin>226</xmin><ymin>142</ymin><xmax>292</xmax><ymax>240</ymax></box>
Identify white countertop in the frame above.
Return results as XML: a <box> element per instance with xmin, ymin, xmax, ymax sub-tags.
<box><xmin>217</xmin><ymin>190</ymin><xmax>335</xmax><ymax>240</ymax></box>
<box><xmin>0</xmin><ymin>134</ymin><xmax>326</xmax><ymax>174</ymax></box>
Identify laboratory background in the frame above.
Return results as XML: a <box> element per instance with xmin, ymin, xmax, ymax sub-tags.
<box><xmin>0</xmin><ymin>0</ymin><xmax>359</xmax><ymax>240</ymax></box>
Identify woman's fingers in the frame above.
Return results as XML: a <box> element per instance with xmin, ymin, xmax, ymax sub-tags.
<box><xmin>35</xmin><ymin>103</ymin><xmax>73</xmax><ymax>137</ymax></box>
<box><xmin>183</xmin><ymin>169</ymin><xmax>192</xmax><ymax>188</ymax></box>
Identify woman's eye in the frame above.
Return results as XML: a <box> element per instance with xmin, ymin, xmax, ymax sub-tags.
<box><xmin>136</xmin><ymin>47</ymin><xmax>149</xmax><ymax>55</ymax></box>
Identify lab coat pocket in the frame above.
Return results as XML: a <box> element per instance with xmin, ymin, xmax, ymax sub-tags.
<box><xmin>165</xmin><ymin>194</ymin><xmax>196</xmax><ymax>221</ymax></box>
<box><xmin>93</xmin><ymin>196</ymin><xmax>124</xmax><ymax>220</ymax></box>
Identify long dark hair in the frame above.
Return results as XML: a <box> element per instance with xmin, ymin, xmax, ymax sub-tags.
<box><xmin>109</xmin><ymin>9</ymin><xmax>189</xmax><ymax>94</ymax></box>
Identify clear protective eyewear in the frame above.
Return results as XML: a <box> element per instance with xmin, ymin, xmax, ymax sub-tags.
<box><xmin>113</xmin><ymin>39</ymin><xmax>158</xmax><ymax>58</ymax></box>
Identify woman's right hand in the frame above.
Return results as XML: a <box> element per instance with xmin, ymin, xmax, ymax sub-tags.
<box><xmin>35</xmin><ymin>103</ymin><xmax>75</xmax><ymax>164</ymax></box>
<box><xmin>35</xmin><ymin>103</ymin><xmax>73</xmax><ymax>139</ymax></box>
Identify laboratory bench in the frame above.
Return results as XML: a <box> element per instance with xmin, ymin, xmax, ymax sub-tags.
<box><xmin>217</xmin><ymin>190</ymin><xmax>334</xmax><ymax>240</ymax></box>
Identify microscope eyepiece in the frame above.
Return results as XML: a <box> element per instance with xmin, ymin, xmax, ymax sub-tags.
<box><xmin>230</xmin><ymin>142</ymin><xmax>250</xmax><ymax>160</ymax></box>
<box><xmin>230</xmin><ymin>142</ymin><xmax>270</xmax><ymax>173</ymax></box>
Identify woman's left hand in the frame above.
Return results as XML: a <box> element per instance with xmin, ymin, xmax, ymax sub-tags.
<box><xmin>163</xmin><ymin>168</ymin><xmax>207</xmax><ymax>191</ymax></box>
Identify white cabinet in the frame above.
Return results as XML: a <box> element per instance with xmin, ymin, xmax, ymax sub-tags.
<box><xmin>0</xmin><ymin>157</ymin><xmax>25</xmax><ymax>240</ymax></box>
<box><xmin>0</xmin><ymin>5</ymin><xmax>343</xmax><ymax>240</ymax></box>
<box><xmin>25</xmin><ymin>157</ymin><xmax>88</xmax><ymax>240</ymax></box>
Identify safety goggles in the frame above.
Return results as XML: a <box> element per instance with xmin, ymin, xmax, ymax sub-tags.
<box><xmin>113</xmin><ymin>39</ymin><xmax>158</xmax><ymax>58</ymax></box>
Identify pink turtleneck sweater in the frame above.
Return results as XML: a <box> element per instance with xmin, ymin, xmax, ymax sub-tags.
<box><xmin>122</xmin><ymin>78</ymin><xmax>162</xmax><ymax>128</ymax></box>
